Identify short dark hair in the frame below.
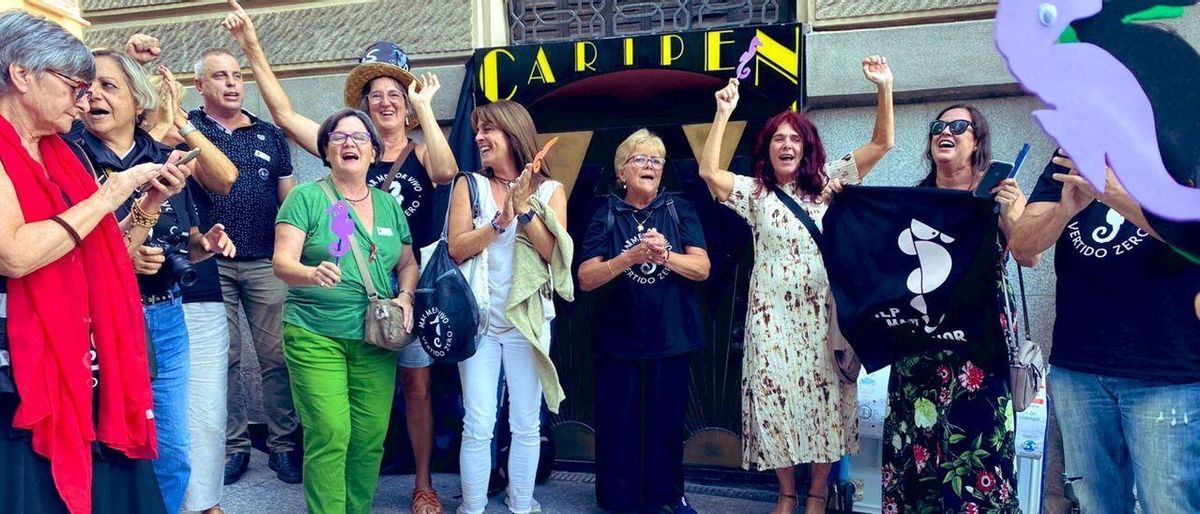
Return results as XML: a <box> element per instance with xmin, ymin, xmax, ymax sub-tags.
<box><xmin>316</xmin><ymin>108</ymin><xmax>384</xmax><ymax>167</ymax></box>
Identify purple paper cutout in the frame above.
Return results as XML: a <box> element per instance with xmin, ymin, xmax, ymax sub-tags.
<box><xmin>995</xmin><ymin>0</ymin><xmax>1200</xmax><ymax>221</ymax></box>
<box><xmin>327</xmin><ymin>200</ymin><xmax>354</xmax><ymax>265</ymax></box>
<box><xmin>735</xmin><ymin>36</ymin><xmax>762</xmax><ymax>80</ymax></box>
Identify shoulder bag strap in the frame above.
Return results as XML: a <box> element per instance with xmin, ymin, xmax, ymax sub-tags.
<box><xmin>769</xmin><ymin>184</ymin><xmax>828</xmax><ymax>254</ymax></box>
<box><xmin>438</xmin><ymin>171</ymin><xmax>481</xmax><ymax>241</ymax></box>
<box><xmin>317</xmin><ymin>179</ymin><xmax>383</xmax><ymax>300</ymax></box>
<box><xmin>1015</xmin><ymin>264</ymin><xmax>1032</xmax><ymax>342</ymax></box>
<box><xmin>380</xmin><ymin>140</ymin><xmax>419</xmax><ymax>193</ymax></box>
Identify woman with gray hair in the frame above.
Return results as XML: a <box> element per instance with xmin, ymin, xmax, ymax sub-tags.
<box><xmin>63</xmin><ymin>47</ymin><xmax>238</xmax><ymax>514</ymax></box>
<box><xmin>273</xmin><ymin>108</ymin><xmax>419</xmax><ymax>514</ymax></box>
<box><xmin>0</xmin><ymin>10</ymin><xmax>170</xmax><ymax>514</ymax></box>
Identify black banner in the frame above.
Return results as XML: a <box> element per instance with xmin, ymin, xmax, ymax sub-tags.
<box><xmin>473</xmin><ymin>23</ymin><xmax>803</xmax><ymax>132</ymax></box>
<box><xmin>823</xmin><ymin>186</ymin><xmax>1008</xmax><ymax>374</ymax></box>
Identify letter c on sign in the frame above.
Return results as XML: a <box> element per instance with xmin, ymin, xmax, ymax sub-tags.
<box><xmin>479</xmin><ymin>48</ymin><xmax>517</xmax><ymax>102</ymax></box>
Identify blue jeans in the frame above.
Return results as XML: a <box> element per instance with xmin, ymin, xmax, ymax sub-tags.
<box><xmin>145</xmin><ymin>297</ymin><xmax>191</xmax><ymax>513</ymax></box>
<box><xmin>1051</xmin><ymin>366</ymin><xmax>1200</xmax><ymax>514</ymax></box>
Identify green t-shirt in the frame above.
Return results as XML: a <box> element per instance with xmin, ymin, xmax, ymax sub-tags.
<box><xmin>275</xmin><ymin>179</ymin><xmax>412</xmax><ymax>340</ymax></box>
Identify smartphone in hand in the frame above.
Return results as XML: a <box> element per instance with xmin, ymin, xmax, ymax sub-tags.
<box><xmin>174</xmin><ymin>147</ymin><xmax>201</xmax><ymax>166</ymax></box>
<box><xmin>974</xmin><ymin>161</ymin><xmax>1015</xmax><ymax>198</ymax></box>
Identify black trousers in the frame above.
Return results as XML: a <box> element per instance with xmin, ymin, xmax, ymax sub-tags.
<box><xmin>594</xmin><ymin>353</ymin><xmax>691</xmax><ymax>513</ymax></box>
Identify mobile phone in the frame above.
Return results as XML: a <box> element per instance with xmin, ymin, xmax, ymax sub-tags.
<box><xmin>973</xmin><ymin>160</ymin><xmax>1015</xmax><ymax>198</ymax></box>
<box><xmin>174</xmin><ymin>148</ymin><xmax>201</xmax><ymax>166</ymax></box>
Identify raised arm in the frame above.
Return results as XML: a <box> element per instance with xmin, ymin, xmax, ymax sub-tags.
<box><xmin>699</xmin><ymin>79</ymin><xmax>740</xmax><ymax>202</ymax></box>
<box><xmin>408</xmin><ymin>73</ymin><xmax>458</xmax><ymax>185</ymax></box>
<box><xmin>849</xmin><ymin>55</ymin><xmax>895</xmax><ymax>179</ymax></box>
<box><xmin>158</xmin><ymin>66</ymin><xmax>238</xmax><ymax>194</ymax></box>
<box><xmin>223</xmin><ymin>0</ymin><xmax>320</xmax><ymax>156</ymax></box>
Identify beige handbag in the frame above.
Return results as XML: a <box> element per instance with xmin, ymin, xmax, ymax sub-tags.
<box><xmin>827</xmin><ymin>292</ymin><xmax>861</xmax><ymax>385</ymax></box>
<box><xmin>318</xmin><ymin>180</ymin><xmax>413</xmax><ymax>351</ymax></box>
<box><xmin>1009</xmin><ymin>266</ymin><xmax>1044</xmax><ymax>412</ymax></box>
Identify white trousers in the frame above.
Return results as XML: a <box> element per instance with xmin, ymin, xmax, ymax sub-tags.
<box><xmin>457</xmin><ymin>324</ymin><xmax>548</xmax><ymax>514</ymax></box>
<box><xmin>181</xmin><ymin>302</ymin><xmax>230</xmax><ymax>512</ymax></box>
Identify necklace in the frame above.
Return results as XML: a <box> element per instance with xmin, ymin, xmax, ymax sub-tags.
<box><xmin>630</xmin><ymin>209</ymin><xmax>652</xmax><ymax>232</ymax></box>
<box><xmin>342</xmin><ymin>187</ymin><xmax>371</xmax><ymax>203</ymax></box>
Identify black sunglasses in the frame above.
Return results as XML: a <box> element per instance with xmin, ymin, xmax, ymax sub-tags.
<box><xmin>929</xmin><ymin>119</ymin><xmax>973</xmax><ymax>136</ymax></box>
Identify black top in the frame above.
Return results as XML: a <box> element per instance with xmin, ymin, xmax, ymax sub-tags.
<box><xmin>1029</xmin><ymin>155</ymin><xmax>1200</xmax><ymax>383</ymax></box>
<box><xmin>66</xmin><ymin>122</ymin><xmax>196</xmax><ymax>298</ymax></box>
<box><xmin>180</xmin><ymin>179</ymin><xmax>222</xmax><ymax>304</ymax></box>
<box><xmin>187</xmin><ymin>109</ymin><xmax>293</xmax><ymax>261</ymax></box>
<box><xmin>365</xmin><ymin>147</ymin><xmax>438</xmax><ymax>250</ymax></box>
<box><xmin>580</xmin><ymin>192</ymin><xmax>708</xmax><ymax>359</ymax></box>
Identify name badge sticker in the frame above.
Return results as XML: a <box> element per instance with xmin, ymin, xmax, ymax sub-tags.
<box><xmin>254</xmin><ymin>150</ymin><xmax>272</xmax><ymax>162</ymax></box>
<box><xmin>377</xmin><ymin>227</ymin><xmax>394</xmax><ymax>237</ymax></box>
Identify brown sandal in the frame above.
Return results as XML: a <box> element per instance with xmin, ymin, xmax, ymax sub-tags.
<box><xmin>412</xmin><ymin>489</ymin><xmax>444</xmax><ymax>514</ymax></box>
<box><xmin>805</xmin><ymin>493</ymin><xmax>828</xmax><ymax>514</ymax></box>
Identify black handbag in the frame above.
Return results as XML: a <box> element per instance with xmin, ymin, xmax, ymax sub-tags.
<box><xmin>415</xmin><ymin>172</ymin><xmax>481</xmax><ymax>363</ymax></box>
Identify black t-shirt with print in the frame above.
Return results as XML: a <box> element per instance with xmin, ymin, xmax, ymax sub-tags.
<box><xmin>180</xmin><ymin>179</ymin><xmax>222</xmax><ymax>304</ymax></box>
<box><xmin>581</xmin><ymin>192</ymin><xmax>708</xmax><ymax>359</ymax></box>
<box><xmin>366</xmin><ymin>147</ymin><xmax>438</xmax><ymax>251</ymax></box>
<box><xmin>1029</xmin><ymin>156</ymin><xmax>1200</xmax><ymax>383</ymax></box>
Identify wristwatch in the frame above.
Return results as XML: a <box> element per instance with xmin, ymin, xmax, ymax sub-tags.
<box><xmin>517</xmin><ymin>210</ymin><xmax>535</xmax><ymax>226</ymax></box>
<box><xmin>178</xmin><ymin>122</ymin><xmax>197</xmax><ymax>138</ymax></box>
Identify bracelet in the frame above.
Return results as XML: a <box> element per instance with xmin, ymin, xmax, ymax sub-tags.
<box><xmin>49</xmin><ymin>215</ymin><xmax>83</xmax><ymax>246</ymax></box>
<box><xmin>130</xmin><ymin>200</ymin><xmax>160</xmax><ymax>228</ymax></box>
<box><xmin>605</xmin><ymin>260</ymin><xmax>616</xmax><ymax>276</ymax></box>
<box><xmin>664</xmin><ymin>250</ymin><xmax>671</xmax><ymax>264</ymax></box>
<box><xmin>397</xmin><ymin>289</ymin><xmax>414</xmax><ymax>301</ymax></box>
<box><xmin>490</xmin><ymin>211</ymin><xmax>506</xmax><ymax>235</ymax></box>
<box><xmin>178</xmin><ymin>122</ymin><xmax>197</xmax><ymax>138</ymax></box>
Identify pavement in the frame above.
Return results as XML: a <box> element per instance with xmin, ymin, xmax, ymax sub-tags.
<box><xmin>219</xmin><ymin>450</ymin><xmax>779</xmax><ymax>513</ymax></box>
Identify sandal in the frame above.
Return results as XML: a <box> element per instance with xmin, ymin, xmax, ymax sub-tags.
<box><xmin>412</xmin><ymin>489</ymin><xmax>444</xmax><ymax>514</ymax></box>
<box><xmin>772</xmin><ymin>493</ymin><xmax>799</xmax><ymax>514</ymax></box>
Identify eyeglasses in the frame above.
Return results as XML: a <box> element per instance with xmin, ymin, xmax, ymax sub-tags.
<box><xmin>929</xmin><ymin>119</ymin><xmax>974</xmax><ymax>136</ymax></box>
<box><xmin>367</xmin><ymin>91</ymin><xmax>405</xmax><ymax>105</ymax></box>
<box><xmin>626</xmin><ymin>154</ymin><xmax>665</xmax><ymax>169</ymax></box>
<box><xmin>48</xmin><ymin>69</ymin><xmax>90</xmax><ymax>101</ymax></box>
<box><xmin>329</xmin><ymin>131</ymin><xmax>371</xmax><ymax>145</ymax></box>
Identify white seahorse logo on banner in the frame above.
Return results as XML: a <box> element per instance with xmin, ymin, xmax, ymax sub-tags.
<box><xmin>898</xmin><ymin>219</ymin><xmax>956</xmax><ymax>333</ymax></box>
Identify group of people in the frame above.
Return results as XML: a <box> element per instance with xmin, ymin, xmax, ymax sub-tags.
<box><xmin>0</xmin><ymin>3</ymin><xmax>1197</xmax><ymax>514</ymax></box>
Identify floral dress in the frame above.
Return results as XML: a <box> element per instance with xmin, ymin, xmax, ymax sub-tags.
<box><xmin>881</xmin><ymin>240</ymin><xmax>1020</xmax><ymax>514</ymax></box>
<box><xmin>722</xmin><ymin>169</ymin><xmax>858</xmax><ymax>471</ymax></box>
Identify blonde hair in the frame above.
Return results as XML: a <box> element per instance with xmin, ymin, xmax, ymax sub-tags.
<box><xmin>471</xmin><ymin>100</ymin><xmax>547</xmax><ymax>177</ymax></box>
<box><xmin>92</xmin><ymin>49</ymin><xmax>158</xmax><ymax>113</ymax></box>
<box><xmin>613</xmin><ymin>128</ymin><xmax>666</xmax><ymax>173</ymax></box>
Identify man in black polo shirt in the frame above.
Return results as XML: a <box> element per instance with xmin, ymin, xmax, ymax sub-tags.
<box><xmin>184</xmin><ymin>47</ymin><xmax>300</xmax><ymax>485</ymax></box>
<box><xmin>1010</xmin><ymin>152</ymin><xmax>1200</xmax><ymax>514</ymax></box>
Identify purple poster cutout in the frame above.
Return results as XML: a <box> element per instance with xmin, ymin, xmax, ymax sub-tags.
<box><xmin>995</xmin><ymin>0</ymin><xmax>1200</xmax><ymax>221</ymax></box>
<box><xmin>735</xmin><ymin>36</ymin><xmax>762</xmax><ymax>80</ymax></box>
<box><xmin>327</xmin><ymin>200</ymin><xmax>353</xmax><ymax>265</ymax></box>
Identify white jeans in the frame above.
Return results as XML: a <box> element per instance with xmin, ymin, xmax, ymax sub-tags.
<box><xmin>457</xmin><ymin>324</ymin><xmax>547</xmax><ymax>514</ymax></box>
<box><xmin>181</xmin><ymin>302</ymin><xmax>230</xmax><ymax>512</ymax></box>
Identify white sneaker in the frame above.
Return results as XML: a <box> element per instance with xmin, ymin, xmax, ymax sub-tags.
<box><xmin>504</xmin><ymin>495</ymin><xmax>542</xmax><ymax>514</ymax></box>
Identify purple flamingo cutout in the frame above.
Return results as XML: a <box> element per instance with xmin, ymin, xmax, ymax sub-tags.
<box><xmin>995</xmin><ymin>0</ymin><xmax>1200</xmax><ymax>221</ymax></box>
<box><xmin>327</xmin><ymin>200</ymin><xmax>354</xmax><ymax>265</ymax></box>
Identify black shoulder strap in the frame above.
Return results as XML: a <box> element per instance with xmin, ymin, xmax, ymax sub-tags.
<box><xmin>769</xmin><ymin>184</ymin><xmax>827</xmax><ymax>254</ymax></box>
<box><xmin>665</xmin><ymin>194</ymin><xmax>679</xmax><ymax>225</ymax></box>
<box><xmin>439</xmin><ymin>172</ymin><xmax>480</xmax><ymax>240</ymax></box>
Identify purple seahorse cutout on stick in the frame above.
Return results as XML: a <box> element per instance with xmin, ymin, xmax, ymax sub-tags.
<box><xmin>735</xmin><ymin>36</ymin><xmax>762</xmax><ymax>80</ymax></box>
<box><xmin>995</xmin><ymin>0</ymin><xmax>1200</xmax><ymax>221</ymax></box>
<box><xmin>327</xmin><ymin>201</ymin><xmax>354</xmax><ymax>265</ymax></box>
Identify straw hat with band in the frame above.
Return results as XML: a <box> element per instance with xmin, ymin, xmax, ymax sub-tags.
<box><xmin>343</xmin><ymin>42</ymin><xmax>420</xmax><ymax>129</ymax></box>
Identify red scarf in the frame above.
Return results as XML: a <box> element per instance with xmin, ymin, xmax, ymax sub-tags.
<box><xmin>0</xmin><ymin>115</ymin><xmax>156</xmax><ymax>514</ymax></box>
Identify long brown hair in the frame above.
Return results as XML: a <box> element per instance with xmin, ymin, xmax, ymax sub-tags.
<box><xmin>471</xmin><ymin>100</ymin><xmax>549</xmax><ymax>179</ymax></box>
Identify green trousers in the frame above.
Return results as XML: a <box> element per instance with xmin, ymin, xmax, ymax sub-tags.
<box><xmin>283</xmin><ymin>322</ymin><xmax>397</xmax><ymax>514</ymax></box>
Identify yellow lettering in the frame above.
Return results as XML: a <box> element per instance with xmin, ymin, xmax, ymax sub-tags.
<box><xmin>527</xmin><ymin>47</ymin><xmax>557</xmax><ymax>84</ymax></box>
<box><xmin>624</xmin><ymin>38</ymin><xmax>634</xmax><ymax>66</ymax></box>
<box><xmin>705</xmin><ymin>30</ymin><xmax>735</xmax><ymax>71</ymax></box>
<box><xmin>575</xmin><ymin>41</ymin><xmax>598</xmax><ymax>72</ymax></box>
<box><xmin>479</xmin><ymin>49</ymin><xmax>517</xmax><ymax>102</ymax></box>
<box><xmin>752</xmin><ymin>28</ymin><xmax>800</xmax><ymax>85</ymax></box>
<box><xmin>661</xmin><ymin>34</ymin><xmax>684</xmax><ymax>66</ymax></box>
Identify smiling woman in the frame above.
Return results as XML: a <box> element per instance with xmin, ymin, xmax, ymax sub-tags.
<box><xmin>271</xmin><ymin>108</ymin><xmax>420</xmax><ymax>514</ymax></box>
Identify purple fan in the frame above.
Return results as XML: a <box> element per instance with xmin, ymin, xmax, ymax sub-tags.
<box><xmin>327</xmin><ymin>200</ymin><xmax>354</xmax><ymax>265</ymax></box>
